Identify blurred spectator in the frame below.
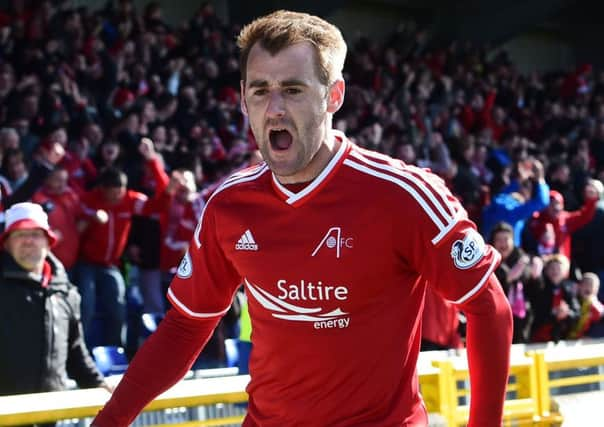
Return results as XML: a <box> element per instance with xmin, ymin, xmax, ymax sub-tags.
<box><xmin>158</xmin><ymin>169</ymin><xmax>204</xmax><ymax>309</ymax></box>
<box><xmin>93</xmin><ymin>139</ymin><xmax>122</xmax><ymax>173</ymax></box>
<box><xmin>0</xmin><ymin>140</ymin><xmax>65</xmax><ymax>217</ymax></box>
<box><xmin>31</xmin><ymin>166</ymin><xmax>82</xmax><ymax>272</ymax></box>
<box><xmin>60</xmin><ymin>136</ymin><xmax>98</xmax><ymax>195</ymax></box>
<box><xmin>529</xmin><ymin>180</ymin><xmax>601</xmax><ymax>259</ymax></box>
<box><xmin>573</xmin><ymin>195</ymin><xmax>604</xmax><ymax>302</ymax></box>
<box><xmin>547</xmin><ymin>161</ymin><xmax>579</xmax><ymax>211</ymax></box>
<box><xmin>450</xmin><ymin>137</ymin><xmax>484</xmax><ymax>224</ymax></box>
<box><xmin>490</xmin><ymin>222</ymin><xmax>542</xmax><ymax>343</ymax></box>
<box><xmin>568</xmin><ymin>273</ymin><xmax>603</xmax><ymax>339</ymax></box>
<box><xmin>73</xmin><ymin>138</ymin><xmax>167</xmax><ymax>348</ymax></box>
<box><xmin>481</xmin><ymin>158</ymin><xmax>549</xmax><ymax>246</ymax></box>
<box><xmin>2</xmin><ymin>148</ymin><xmax>28</xmax><ymax>190</ymax></box>
<box><xmin>0</xmin><ymin>202</ymin><xmax>111</xmax><ymax>404</ymax></box>
<box><xmin>531</xmin><ymin>254</ymin><xmax>580</xmax><ymax>342</ymax></box>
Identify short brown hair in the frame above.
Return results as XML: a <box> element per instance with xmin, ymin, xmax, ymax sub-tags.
<box><xmin>237</xmin><ymin>10</ymin><xmax>347</xmax><ymax>86</ymax></box>
<box><xmin>489</xmin><ymin>221</ymin><xmax>514</xmax><ymax>243</ymax></box>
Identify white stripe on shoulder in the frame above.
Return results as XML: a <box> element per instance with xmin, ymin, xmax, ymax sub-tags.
<box><xmin>343</xmin><ymin>158</ymin><xmax>446</xmax><ymax>231</ymax></box>
<box><xmin>193</xmin><ymin>164</ymin><xmax>269</xmax><ymax>248</ymax></box>
<box><xmin>350</xmin><ymin>150</ymin><xmax>456</xmax><ymax>220</ymax></box>
<box><xmin>431</xmin><ymin>210</ymin><xmax>465</xmax><ymax>245</ymax></box>
<box><xmin>224</xmin><ymin>163</ymin><xmax>267</xmax><ymax>184</ymax></box>
<box><xmin>451</xmin><ymin>250</ymin><xmax>501</xmax><ymax>305</ymax></box>
<box><xmin>167</xmin><ymin>288</ymin><xmax>231</xmax><ymax>318</ymax></box>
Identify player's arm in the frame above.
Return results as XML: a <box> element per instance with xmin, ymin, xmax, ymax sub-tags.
<box><xmin>394</xmin><ymin>166</ymin><xmax>512</xmax><ymax>426</ymax></box>
<box><xmin>93</xmin><ymin>194</ymin><xmax>241</xmax><ymax>426</ymax></box>
<box><xmin>91</xmin><ymin>308</ymin><xmax>220</xmax><ymax>426</ymax></box>
<box><xmin>458</xmin><ymin>274</ymin><xmax>512</xmax><ymax>427</ymax></box>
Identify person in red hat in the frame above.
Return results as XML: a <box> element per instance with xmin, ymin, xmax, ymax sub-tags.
<box><xmin>529</xmin><ymin>181</ymin><xmax>601</xmax><ymax>260</ymax></box>
<box><xmin>0</xmin><ymin>202</ymin><xmax>112</xmax><ymax>410</ymax></box>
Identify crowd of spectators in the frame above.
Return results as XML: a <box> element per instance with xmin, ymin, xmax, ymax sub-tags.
<box><xmin>0</xmin><ymin>0</ymin><xmax>603</xmax><ymax>371</ymax></box>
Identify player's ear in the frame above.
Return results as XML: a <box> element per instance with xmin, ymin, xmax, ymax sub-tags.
<box><xmin>327</xmin><ymin>79</ymin><xmax>345</xmax><ymax>114</ymax></box>
<box><xmin>240</xmin><ymin>80</ymin><xmax>248</xmax><ymax>116</ymax></box>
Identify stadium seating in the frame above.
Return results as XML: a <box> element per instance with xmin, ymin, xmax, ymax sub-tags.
<box><xmin>224</xmin><ymin>338</ymin><xmax>239</xmax><ymax>368</ymax></box>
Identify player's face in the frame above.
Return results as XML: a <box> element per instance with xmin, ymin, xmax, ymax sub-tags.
<box><xmin>241</xmin><ymin>41</ymin><xmax>343</xmax><ymax>183</ymax></box>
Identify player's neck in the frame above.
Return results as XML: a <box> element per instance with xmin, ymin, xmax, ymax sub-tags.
<box><xmin>276</xmin><ymin>135</ymin><xmax>342</xmax><ymax>185</ymax></box>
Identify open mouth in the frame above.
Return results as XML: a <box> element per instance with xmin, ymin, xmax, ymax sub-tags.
<box><xmin>269</xmin><ymin>129</ymin><xmax>293</xmax><ymax>151</ymax></box>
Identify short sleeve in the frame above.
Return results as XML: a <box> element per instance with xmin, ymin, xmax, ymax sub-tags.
<box><xmin>167</xmin><ymin>201</ymin><xmax>242</xmax><ymax>318</ymax></box>
<box><xmin>395</xmin><ymin>167</ymin><xmax>501</xmax><ymax>304</ymax></box>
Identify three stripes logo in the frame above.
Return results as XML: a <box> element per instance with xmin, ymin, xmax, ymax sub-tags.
<box><xmin>236</xmin><ymin>229</ymin><xmax>259</xmax><ymax>251</ymax></box>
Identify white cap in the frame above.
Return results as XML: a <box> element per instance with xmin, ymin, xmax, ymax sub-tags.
<box><xmin>1</xmin><ymin>202</ymin><xmax>57</xmax><ymax>246</ymax></box>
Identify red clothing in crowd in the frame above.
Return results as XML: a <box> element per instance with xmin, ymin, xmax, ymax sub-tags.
<box><xmin>159</xmin><ymin>194</ymin><xmax>205</xmax><ymax>273</ymax></box>
<box><xmin>570</xmin><ymin>297</ymin><xmax>604</xmax><ymax>339</ymax></box>
<box><xmin>79</xmin><ymin>158</ymin><xmax>169</xmax><ymax>267</ymax></box>
<box><xmin>530</xmin><ymin>193</ymin><xmax>597</xmax><ymax>260</ymax></box>
<box><xmin>459</xmin><ymin>90</ymin><xmax>505</xmax><ymax>140</ymax></box>
<box><xmin>60</xmin><ymin>151</ymin><xmax>98</xmax><ymax>195</ymax></box>
<box><xmin>31</xmin><ymin>186</ymin><xmax>82</xmax><ymax>269</ymax></box>
<box><xmin>422</xmin><ymin>286</ymin><xmax>462</xmax><ymax>349</ymax></box>
<box><xmin>79</xmin><ymin>189</ymin><xmax>151</xmax><ymax>266</ymax></box>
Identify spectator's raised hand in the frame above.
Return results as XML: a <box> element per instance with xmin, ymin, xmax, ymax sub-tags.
<box><xmin>531</xmin><ymin>159</ymin><xmax>545</xmax><ymax>182</ymax></box>
<box><xmin>139</xmin><ymin>137</ymin><xmax>157</xmax><ymax>160</ymax></box>
<box><xmin>530</xmin><ymin>256</ymin><xmax>544</xmax><ymax>279</ymax></box>
<box><xmin>166</xmin><ymin>170</ymin><xmax>187</xmax><ymax>195</ymax></box>
<box><xmin>584</xmin><ymin>179</ymin><xmax>603</xmax><ymax>201</ymax></box>
<box><xmin>38</xmin><ymin>141</ymin><xmax>66</xmax><ymax>166</ymax></box>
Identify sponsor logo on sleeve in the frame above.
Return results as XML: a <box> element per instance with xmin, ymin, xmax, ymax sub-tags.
<box><xmin>450</xmin><ymin>229</ymin><xmax>485</xmax><ymax>269</ymax></box>
<box><xmin>176</xmin><ymin>250</ymin><xmax>193</xmax><ymax>278</ymax></box>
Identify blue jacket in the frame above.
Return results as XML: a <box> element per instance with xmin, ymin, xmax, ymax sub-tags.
<box><xmin>481</xmin><ymin>180</ymin><xmax>550</xmax><ymax>246</ymax></box>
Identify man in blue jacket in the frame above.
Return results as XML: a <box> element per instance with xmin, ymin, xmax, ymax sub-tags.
<box><xmin>481</xmin><ymin>158</ymin><xmax>550</xmax><ymax>245</ymax></box>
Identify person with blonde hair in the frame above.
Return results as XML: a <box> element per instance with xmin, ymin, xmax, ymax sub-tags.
<box><xmin>531</xmin><ymin>254</ymin><xmax>580</xmax><ymax>342</ymax></box>
<box><xmin>568</xmin><ymin>272</ymin><xmax>604</xmax><ymax>338</ymax></box>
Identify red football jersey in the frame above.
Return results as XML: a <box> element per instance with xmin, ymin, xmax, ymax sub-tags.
<box><xmin>168</xmin><ymin>132</ymin><xmax>500</xmax><ymax>426</ymax></box>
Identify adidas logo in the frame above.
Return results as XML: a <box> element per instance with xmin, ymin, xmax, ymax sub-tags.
<box><xmin>236</xmin><ymin>229</ymin><xmax>259</xmax><ymax>251</ymax></box>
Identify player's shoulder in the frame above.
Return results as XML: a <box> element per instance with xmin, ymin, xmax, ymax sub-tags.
<box><xmin>344</xmin><ymin>143</ymin><xmax>461</xmax><ymax>221</ymax></box>
<box><xmin>205</xmin><ymin>162</ymin><xmax>270</xmax><ymax>204</ymax></box>
<box><xmin>344</xmin><ymin>144</ymin><xmax>444</xmax><ymax>191</ymax></box>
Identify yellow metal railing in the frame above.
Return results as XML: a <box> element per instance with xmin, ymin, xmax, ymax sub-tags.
<box><xmin>1</xmin><ymin>342</ymin><xmax>604</xmax><ymax>427</ymax></box>
<box><xmin>0</xmin><ymin>375</ymin><xmax>249</xmax><ymax>426</ymax></box>
<box><xmin>530</xmin><ymin>344</ymin><xmax>604</xmax><ymax>425</ymax></box>
<box><xmin>430</xmin><ymin>355</ymin><xmax>543</xmax><ymax>427</ymax></box>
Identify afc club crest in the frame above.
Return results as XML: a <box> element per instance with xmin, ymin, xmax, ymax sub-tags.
<box><xmin>450</xmin><ymin>229</ymin><xmax>485</xmax><ymax>270</ymax></box>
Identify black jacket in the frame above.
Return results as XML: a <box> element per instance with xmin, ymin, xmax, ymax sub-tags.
<box><xmin>0</xmin><ymin>251</ymin><xmax>104</xmax><ymax>395</ymax></box>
